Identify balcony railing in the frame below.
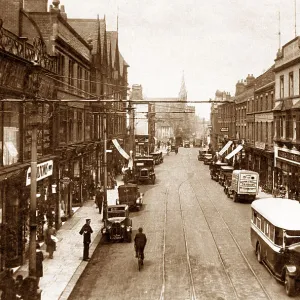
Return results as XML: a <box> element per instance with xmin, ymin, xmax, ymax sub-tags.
<box><xmin>0</xmin><ymin>21</ymin><xmax>57</xmax><ymax>73</ymax></box>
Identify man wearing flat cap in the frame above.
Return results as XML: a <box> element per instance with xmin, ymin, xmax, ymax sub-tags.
<box><xmin>79</xmin><ymin>219</ymin><xmax>93</xmax><ymax>261</ymax></box>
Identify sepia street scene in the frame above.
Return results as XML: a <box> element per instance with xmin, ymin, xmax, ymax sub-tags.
<box><xmin>1</xmin><ymin>0</ymin><xmax>300</xmax><ymax>299</ymax></box>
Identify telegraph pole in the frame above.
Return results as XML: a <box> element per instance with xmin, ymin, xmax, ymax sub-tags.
<box><xmin>103</xmin><ymin>105</ymin><xmax>108</xmax><ymax>221</ymax></box>
<box><xmin>28</xmin><ymin>64</ymin><xmax>40</xmax><ymax>294</ymax></box>
<box><xmin>29</xmin><ymin>103</ymin><xmax>37</xmax><ymax>278</ymax></box>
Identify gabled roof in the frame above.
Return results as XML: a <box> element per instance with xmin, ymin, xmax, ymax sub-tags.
<box><xmin>107</xmin><ymin>31</ymin><xmax>118</xmax><ymax>68</ymax></box>
<box><xmin>68</xmin><ymin>18</ymin><xmax>106</xmax><ymax>58</ymax></box>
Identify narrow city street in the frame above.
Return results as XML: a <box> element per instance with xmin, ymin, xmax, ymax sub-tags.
<box><xmin>68</xmin><ymin>148</ymin><xmax>300</xmax><ymax>300</ymax></box>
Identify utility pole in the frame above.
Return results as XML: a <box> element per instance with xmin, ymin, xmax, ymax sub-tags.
<box><xmin>102</xmin><ymin>105</ymin><xmax>108</xmax><ymax>221</ymax></box>
<box><xmin>28</xmin><ymin>63</ymin><xmax>40</xmax><ymax>295</ymax></box>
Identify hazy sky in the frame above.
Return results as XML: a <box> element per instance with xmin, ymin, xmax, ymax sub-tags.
<box><xmin>61</xmin><ymin>0</ymin><xmax>298</xmax><ymax>119</ymax></box>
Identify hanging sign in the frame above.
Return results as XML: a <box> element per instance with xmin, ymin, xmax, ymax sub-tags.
<box><xmin>26</xmin><ymin>160</ymin><xmax>53</xmax><ymax>186</ymax></box>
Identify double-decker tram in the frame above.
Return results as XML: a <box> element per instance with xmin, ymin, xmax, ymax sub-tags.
<box><xmin>251</xmin><ymin>198</ymin><xmax>300</xmax><ymax>297</ymax></box>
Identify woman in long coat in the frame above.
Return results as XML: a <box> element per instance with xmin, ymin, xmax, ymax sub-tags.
<box><xmin>44</xmin><ymin>224</ymin><xmax>57</xmax><ymax>258</ymax></box>
<box><xmin>36</xmin><ymin>243</ymin><xmax>44</xmax><ymax>288</ymax></box>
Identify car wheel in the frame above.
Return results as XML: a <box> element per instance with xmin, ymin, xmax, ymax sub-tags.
<box><xmin>256</xmin><ymin>243</ymin><xmax>262</xmax><ymax>263</ymax></box>
<box><xmin>233</xmin><ymin>192</ymin><xmax>238</xmax><ymax>203</ymax></box>
<box><xmin>285</xmin><ymin>273</ymin><xmax>296</xmax><ymax>297</ymax></box>
<box><xmin>105</xmin><ymin>233</ymin><xmax>110</xmax><ymax>242</ymax></box>
<box><xmin>126</xmin><ymin>232</ymin><xmax>132</xmax><ymax>243</ymax></box>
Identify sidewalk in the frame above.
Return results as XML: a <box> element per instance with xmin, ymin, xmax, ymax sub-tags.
<box><xmin>14</xmin><ymin>176</ymin><xmax>123</xmax><ymax>300</ymax></box>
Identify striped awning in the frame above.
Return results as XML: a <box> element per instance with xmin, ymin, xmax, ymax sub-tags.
<box><xmin>112</xmin><ymin>139</ymin><xmax>130</xmax><ymax>160</ymax></box>
<box><xmin>225</xmin><ymin>145</ymin><xmax>243</xmax><ymax>160</ymax></box>
<box><xmin>218</xmin><ymin>141</ymin><xmax>233</xmax><ymax>156</ymax></box>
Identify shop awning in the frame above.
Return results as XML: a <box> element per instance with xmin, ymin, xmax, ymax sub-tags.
<box><xmin>112</xmin><ymin>139</ymin><xmax>130</xmax><ymax>160</ymax></box>
<box><xmin>225</xmin><ymin>145</ymin><xmax>243</xmax><ymax>160</ymax></box>
<box><xmin>218</xmin><ymin>141</ymin><xmax>233</xmax><ymax>156</ymax></box>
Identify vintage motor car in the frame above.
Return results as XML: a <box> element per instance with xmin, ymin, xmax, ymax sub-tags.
<box><xmin>171</xmin><ymin>143</ymin><xmax>176</xmax><ymax>151</ymax></box>
<box><xmin>198</xmin><ymin>149</ymin><xmax>209</xmax><ymax>161</ymax></box>
<box><xmin>116</xmin><ymin>183</ymin><xmax>143</xmax><ymax>211</ymax></box>
<box><xmin>150</xmin><ymin>151</ymin><xmax>164</xmax><ymax>165</ymax></box>
<box><xmin>218</xmin><ymin>165</ymin><xmax>234</xmax><ymax>186</ymax></box>
<box><xmin>210</xmin><ymin>161</ymin><xmax>228</xmax><ymax>182</ymax></box>
<box><xmin>224</xmin><ymin>172</ymin><xmax>233</xmax><ymax>198</ymax></box>
<box><xmin>101</xmin><ymin>204</ymin><xmax>132</xmax><ymax>242</ymax></box>
<box><xmin>203</xmin><ymin>153</ymin><xmax>213</xmax><ymax>165</ymax></box>
<box><xmin>183</xmin><ymin>140</ymin><xmax>190</xmax><ymax>148</ymax></box>
<box><xmin>133</xmin><ymin>158</ymin><xmax>156</xmax><ymax>184</ymax></box>
<box><xmin>251</xmin><ymin>198</ymin><xmax>300</xmax><ymax>296</ymax></box>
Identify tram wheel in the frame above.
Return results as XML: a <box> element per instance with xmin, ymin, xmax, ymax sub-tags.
<box><xmin>285</xmin><ymin>273</ymin><xmax>296</xmax><ymax>297</ymax></box>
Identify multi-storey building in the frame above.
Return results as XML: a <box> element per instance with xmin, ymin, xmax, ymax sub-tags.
<box><xmin>246</xmin><ymin>66</ymin><xmax>275</xmax><ymax>190</ymax></box>
<box><xmin>273</xmin><ymin>37</ymin><xmax>300</xmax><ymax>197</ymax></box>
<box><xmin>0</xmin><ymin>0</ymin><xmax>129</xmax><ymax>272</ymax></box>
<box><xmin>210</xmin><ymin>90</ymin><xmax>233</xmax><ymax>152</ymax></box>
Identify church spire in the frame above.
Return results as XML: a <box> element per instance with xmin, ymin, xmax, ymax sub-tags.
<box><xmin>179</xmin><ymin>71</ymin><xmax>187</xmax><ymax>101</ymax></box>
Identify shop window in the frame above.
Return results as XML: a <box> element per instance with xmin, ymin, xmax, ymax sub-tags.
<box><xmin>59</xmin><ymin>107</ymin><xmax>67</xmax><ymax>144</ymax></box>
<box><xmin>3</xmin><ymin>102</ymin><xmax>20</xmax><ymax>166</ymax></box>
<box><xmin>77</xmin><ymin>110</ymin><xmax>83</xmax><ymax>142</ymax></box>
<box><xmin>280</xmin><ymin>75</ymin><xmax>284</xmax><ymax>99</ymax></box>
<box><xmin>289</xmin><ymin>72</ymin><xmax>294</xmax><ymax>97</ymax></box>
<box><xmin>84</xmin><ymin>111</ymin><xmax>91</xmax><ymax>140</ymax></box>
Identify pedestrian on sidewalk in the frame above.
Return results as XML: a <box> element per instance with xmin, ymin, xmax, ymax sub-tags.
<box><xmin>0</xmin><ymin>269</ymin><xmax>16</xmax><ymax>300</ymax></box>
<box><xmin>79</xmin><ymin>219</ymin><xmax>93</xmax><ymax>261</ymax></box>
<box><xmin>95</xmin><ymin>185</ymin><xmax>104</xmax><ymax>214</ymax></box>
<box><xmin>15</xmin><ymin>275</ymin><xmax>24</xmax><ymax>299</ymax></box>
<box><xmin>36</xmin><ymin>243</ymin><xmax>44</xmax><ymax>288</ymax></box>
<box><xmin>44</xmin><ymin>223</ymin><xmax>57</xmax><ymax>259</ymax></box>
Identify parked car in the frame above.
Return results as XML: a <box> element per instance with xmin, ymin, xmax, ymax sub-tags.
<box><xmin>101</xmin><ymin>204</ymin><xmax>132</xmax><ymax>242</ymax></box>
<box><xmin>231</xmin><ymin>170</ymin><xmax>259</xmax><ymax>202</ymax></box>
<box><xmin>171</xmin><ymin>144</ymin><xmax>176</xmax><ymax>151</ymax></box>
<box><xmin>251</xmin><ymin>198</ymin><xmax>300</xmax><ymax>296</ymax></box>
<box><xmin>184</xmin><ymin>140</ymin><xmax>190</xmax><ymax>148</ymax></box>
<box><xmin>219</xmin><ymin>165</ymin><xmax>234</xmax><ymax>186</ymax></box>
<box><xmin>210</xmin><ymin>161</ymin><xmax>228</xmax><ymax>182</ymax></box>
<box><xmin>133</xmin><ymin>158</ymin><xmax>156</xmax><ymax>184</ymax></box>
<box><xmin>203</xmin><ymin>153</ymin><xmax>213</xmax><ymax>165</ymax></box>
<box><xmin>198</xmin><ymin>149</ymin><xmax>208</xmax><ymax>161</ymax></box>
<box><xmin>116</xmin><ymin>183</ymin><xmax>143</xmax><ymax>211</ymax></box>
<box><xmin>150</xmin><ymin>151</ymin><xmax>163</xmax><ymax>165</ymax></box>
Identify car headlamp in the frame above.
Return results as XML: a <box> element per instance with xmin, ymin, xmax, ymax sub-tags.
<box><xmin>126</xmin><ymin>227</ymin><xmax>131</xmax><ymax>232</ymax></box>
<box><xmin>121</xmin><ymin>224</ymin><xmax>125</xmax><ymax>228</ymax></box>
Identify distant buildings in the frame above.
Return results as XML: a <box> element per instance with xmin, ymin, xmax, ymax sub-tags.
<box><xmin>210</xmin><ymin>36</ymin><xmax>300</xmax><ymax>197</ymax></box>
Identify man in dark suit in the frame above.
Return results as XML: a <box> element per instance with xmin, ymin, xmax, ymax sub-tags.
<box><xmin>79</xmin><ymin>219</ymin><xmax>93</xmax><ymax>261</ymax></box>
<box><xmin>134</xmin><ymin>227</ymin><xmax>147</xmax><ymax>262</ymax></box>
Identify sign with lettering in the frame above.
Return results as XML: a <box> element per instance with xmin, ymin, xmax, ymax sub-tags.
<box><xmin>277</xmin><ymin>149</ymin><xmax>300</xmax><ymax>165</ymax></box>
<box><xmin>26</xmin><ymin>160</ymin><xmax>53</xmax><ymax>186</ymax></box>
<box><xmin>255</xmin><ymin>141</ymin><xmax>265</xmax><ymax>150</ymax></box>
<box><xmin>220</xmin><ymin>127</ymin><xmax>228</xmax><ymax>132</ymax></box>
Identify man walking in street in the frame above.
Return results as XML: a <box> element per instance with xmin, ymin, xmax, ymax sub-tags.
<box><xmin>95</xmin><ymin>185</ymin><xmax>104</xmax><ymax>214</ymax></box>
<box><xmin>79</xmin><ymin>219</ymin><xmax>93</xmax><ymax>261</ymax></box>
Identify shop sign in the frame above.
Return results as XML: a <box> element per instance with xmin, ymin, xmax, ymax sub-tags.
<box><xmin>220</xmin><ymin>127</ymin><xmax>229</xmax><ymax>132</ymax></box>
<box><xmin>255</xmin><ymin>141</ymin><xmax>265</xmax><ymax>150</ymax></box>
<box><xmin>278</xmin><ymin>149</ymin><xmax>300</xmax><ymax>164</ymax></box>
<box><xmin>60</xmin><ymin>177</ymin><xmax>70</xmax><ymax>184</ymax></box>
<box><xmin>26</xmin><ymin>160</ymin><xmax>53</xmax><ymax>186</ymax></box>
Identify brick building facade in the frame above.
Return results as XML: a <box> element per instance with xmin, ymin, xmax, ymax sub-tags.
<box><xmin>0</xmin><ymin>0</ymin><xmax>129</xmax><ymax>272</ymax></box>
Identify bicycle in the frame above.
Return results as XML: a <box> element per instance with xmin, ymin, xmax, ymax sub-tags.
<box><xmin>137</xmin><ymin>250</ymin><xmax>143</xmax><ymax>271</ymax></box>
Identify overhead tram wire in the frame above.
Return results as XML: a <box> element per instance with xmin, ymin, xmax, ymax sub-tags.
<box><xmin>2</xmin><ymin>72</ymin><xmax>229</xmax><ymax>104</ymax></box>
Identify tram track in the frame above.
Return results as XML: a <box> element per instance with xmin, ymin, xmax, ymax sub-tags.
<box><xmin>161</xmin><ymin>149</ymin><xmax>272</xmax><ymax>300</ymax></box>
<box><xmin>159</xmin><ymin>155</ymin><xmax>197</xmax><ymax>300</ymax></box>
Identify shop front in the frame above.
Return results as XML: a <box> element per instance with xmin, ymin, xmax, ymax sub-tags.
<box><xmin>274</xmin><ymin>147</ymin><xmax>300</xmax><ymax>199</ymax></box>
